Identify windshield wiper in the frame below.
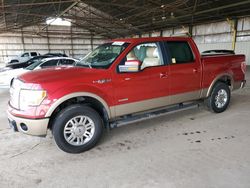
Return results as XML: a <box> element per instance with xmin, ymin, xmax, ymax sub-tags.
<box><xmin>78</xmin><ymin>60</ymin><xmax>92</xmax><ymax>68</ymax></box>
<box><xmin>86</xmin><ymin>62</ymin><xmax>92</xmax><ymax>68</ymax></box>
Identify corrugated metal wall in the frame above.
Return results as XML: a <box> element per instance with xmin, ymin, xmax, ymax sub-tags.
<box><xmin>193</xmin><ymin>18</ymin><xmax>250</xmax><ymax>65</ymax></box>
<box><xmin>135</xmin><ymin>17</ymin><xmax>250</xmax><ymax>65</ymax></box>
<box><xmin>1</xmin><ymin>17</ymin><xmax>250</xmax><ymax>66</ymax></box>
<box><xmin>0</xmin><ymin>25</ymin><xmax>106</xmax><ymax>65</ymax></box>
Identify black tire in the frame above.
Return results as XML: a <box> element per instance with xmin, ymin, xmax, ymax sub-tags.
<box><xmin>205</xmin><ymin>82</ymin><xmax>231</xmax><ymax>113</ymax></box>
<box><xmin>52</xmin><ymin>104</ymin><xmax>103</xmax><ymax>153</ymax></box>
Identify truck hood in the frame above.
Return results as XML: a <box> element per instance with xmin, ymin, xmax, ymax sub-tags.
<box><xmin>19</xmin><ymin>66</ymin><xmax>106</xmax><ymax>84</ymax></box>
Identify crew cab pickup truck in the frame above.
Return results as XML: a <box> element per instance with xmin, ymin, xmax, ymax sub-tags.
<box><xmin>7</xmin><ymin>37</ymin><xmax>246</xmax><ymax>153</ymax></box>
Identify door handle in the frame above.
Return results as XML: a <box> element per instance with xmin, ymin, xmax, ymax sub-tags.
<box><xmin>160</xmin><ymin>73</ymin><xmax>168</xmax><ymax>78</ymax></box>
<box><xmin>124</xmin><ymin>77</ymin><xmax>131</xmax><ymax>81</ymax></box>
<box><xmin>193</xmin><ymin>68</ymin><xmax>198</xmax><ymax>73</ymax></box>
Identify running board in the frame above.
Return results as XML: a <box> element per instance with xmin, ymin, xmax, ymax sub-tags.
<box><xmin>110</xmin><ymin>102</ymin><xmax>201</xmax><ymax>128</ymax></box>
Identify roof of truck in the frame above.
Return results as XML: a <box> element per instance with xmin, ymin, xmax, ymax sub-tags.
<box><xmin>111</xmin><ymin>36</ymin><xmax>192</xmax><ymax>43</ymax></box>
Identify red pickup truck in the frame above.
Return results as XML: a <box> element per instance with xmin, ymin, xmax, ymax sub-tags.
<box><xmin>7</xmin><ymin>37</ymin><xmax>246</xmax><ymax>153</ymax></box>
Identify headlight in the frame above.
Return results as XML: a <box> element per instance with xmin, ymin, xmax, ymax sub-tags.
<box><xmin>20</xmin><ymin>89</ymin><xmax>47</xmax><ymax>109</ymax></box>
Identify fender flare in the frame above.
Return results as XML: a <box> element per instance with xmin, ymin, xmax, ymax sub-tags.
<box><xmin>206</xmin><ymin>73</ymin><xmax>234</xmax><ymax>97</ymax></box>
<box><xmin>45</xmin><ymin>92</ymin><xmax>112</xmax><ymax>118</ymax></box>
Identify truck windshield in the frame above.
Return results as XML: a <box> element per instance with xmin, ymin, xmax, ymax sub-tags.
<box><xmin>77</xmin><ymin>42</ymin><xmax>129</xmax><ymax>69</ymax></box>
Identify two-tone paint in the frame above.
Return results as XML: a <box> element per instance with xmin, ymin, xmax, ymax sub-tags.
<box><xmin>7</xmin><ymin>37</ymin><xmax>246</xmax><ymax>136</ymax></box>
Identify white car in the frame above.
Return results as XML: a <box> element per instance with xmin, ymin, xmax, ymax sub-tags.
<box><xmin>0</xmin><ymin>57</ymin><xmax>78</xmax><ymax>88</ymax></box>
<box><xmin>8</xmin><ymin>51</ymin><xmax>40</xmax><ymax>64</ymax></box>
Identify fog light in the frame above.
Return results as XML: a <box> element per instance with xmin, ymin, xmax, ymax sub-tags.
<box><xmin>20</xmin><ymin>123</ymin><xmax>28</xmax><ymax>131</ymax></box>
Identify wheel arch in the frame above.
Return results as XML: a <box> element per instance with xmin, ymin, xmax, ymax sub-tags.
<box><xmin>46</xmin><ymin>92</ymin><xmax>112</xmax><ymax>129</ymax></box>
<box><xmin>206</xmin><ymin>73</ymin><xmax>233</xmax><ymax>97</ymax></box>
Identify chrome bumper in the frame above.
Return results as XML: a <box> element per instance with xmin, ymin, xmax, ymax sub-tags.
<box><xmin>7</xmin><ymin>111</ymin><xmax>49</xmax><ymax>136</ymax></box>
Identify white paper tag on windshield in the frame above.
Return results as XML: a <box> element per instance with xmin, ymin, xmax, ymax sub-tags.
<box><xmin>172</xmin><ymin>58</ymin><xmax>176</xmax><ymax>64</ymax></box>
<box><xmin>112</xmin><ymin>41</ymin><xmax>125</xmax><ymax>46</ymax></box>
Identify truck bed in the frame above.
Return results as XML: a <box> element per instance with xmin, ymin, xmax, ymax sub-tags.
<box><xmin>201</xmin><ymin>54</ymin><xmax>245</xmax><ymax>90</ymax></box>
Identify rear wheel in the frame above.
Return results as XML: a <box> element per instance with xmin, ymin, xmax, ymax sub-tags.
<box><xmin>205</xmin><ymin>82</ymin><xmax>231</xmax><ymax>113</ymax></box>
<box><xmin>52</xmin><ymin>104</ymin><xmax>103</xmax><ymax>153</ymax></box>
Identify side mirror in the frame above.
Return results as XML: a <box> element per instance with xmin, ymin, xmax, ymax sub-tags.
<box><xmin>119</xmin><ymin>60</ymin><xmax>141</xmax><ymax>73</ymax></box>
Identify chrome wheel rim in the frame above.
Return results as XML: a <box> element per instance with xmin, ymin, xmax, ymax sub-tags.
<box><xmin>64</xmin><ymin>115</ymin><xmax>95</xmax><ymax>146</ymax></box>
<box><xmin>215</xmin><ymin>89</ymin><xmax>228</xmax><ymax>108</ymax></box>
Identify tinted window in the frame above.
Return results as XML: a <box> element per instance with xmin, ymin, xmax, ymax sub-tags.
<box><xmin>166</xmin><ymin>41</ymin><xmax>194</xmax><ymax>64</ymax></box>
<box><xmin>60</xmin><ymin>59</ymin><xmax>75</xmax><ymax>65</ymax></box>
<box><xmin>40</xmin><ymin>60</ymin><xmax>59</xmax><ymax>68</ymax></box>
<box><xmin>30</xmin><ymin>52</ymin><xmax>37</xmax><ymax>56</ymax></box>
<box><xmin>27</xmin><ymin>58</ymin><xmax>41</xmax><ymax>65</ymax></box>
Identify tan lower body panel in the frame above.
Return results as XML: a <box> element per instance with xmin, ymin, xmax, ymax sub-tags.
<box><xmin>200</xmin><ymin>88</ymin><xmax>209</xmax><ymax>98</ymax></box>
<box><xmin>111</xmin><ymin>90</ymin><xmax>202</xmax><ymax>118</ymax></box>
<box><xmin>233</xmin><ymin>81</ymin><xmax>243</xmax><ymax>91</ymax></box>
<box><xmin>202</xmin><ymin>80</ymin><xmax>243</xmax><ymax>98</ymax></box>
<box><xmin>7</xmin><ymin>111</ymin><xmax>49</xmax><ymax>136</ymax></box>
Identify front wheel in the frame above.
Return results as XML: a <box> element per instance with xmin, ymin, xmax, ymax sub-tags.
<box><xmin>205</xmin><ymin>82</ymin><xmax>231</xmax><ymax>113</ymax></box>
<box><xmin>52</xmin><ymin>104</ymin><xmax>103</xmax><ymax>153</ymax></box>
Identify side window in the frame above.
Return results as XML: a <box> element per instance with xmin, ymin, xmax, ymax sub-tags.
<box><xmin>21</xmin><ymin>53</ymin><xmax>29</xmax><ymax>57</ymax></box>
<box><xmin>166</xmin><ymin>41</ymin><xmax>194</xmax><ymax>64</ymax></box>
<box><xmin>30</xmin><ymin>52</ymin><xmax>37</xmax><ymax>56</ymax></box>
<box><xmin>40</xmin><ymin>60</ymin><xmax>59</xmax><ymax>68</ymax></box>
<box><xmin>125</xmin><ymin>42</ymin><xmax>163</xmax><ymax>70</ymax></box>
<box><xmin>60</xmin><ymin>59</ymin><xmax>75</xmax><ymax>65</ymax></box>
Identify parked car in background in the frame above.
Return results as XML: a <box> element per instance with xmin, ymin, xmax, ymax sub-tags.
<box><xmin>0</xmin><ymin>57</ymin><xmax>78</xmax><ymax>88</ymax></box>
<box><xmin>8</xmin><ymin>51</ymin><xmax>40</xmax><ymax>64</ymax></box>
<box><xmin>6</xmin><ymin>55</ymin><xmax>52</xmax><ymax>69</ymax></box>
<box><xmin>0</xmin><ymin>54</ymin><xmax>70</xmax><ymax>73</ymax></box>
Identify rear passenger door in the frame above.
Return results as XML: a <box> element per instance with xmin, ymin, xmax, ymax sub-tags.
<box><xmin>164</xmin><ymin>41</ymin><xmax>202</xmax><ymax>104</ymax></box>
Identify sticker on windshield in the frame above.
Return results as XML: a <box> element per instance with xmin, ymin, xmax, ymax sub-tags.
<box><xmin>112</xmin><ymin>42</ymin><xmax>125</xmax><ymax>46</ymax></box>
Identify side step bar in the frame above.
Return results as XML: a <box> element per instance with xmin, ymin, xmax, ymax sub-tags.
<box><xmin>110</xmin><ymin>102</ymin><xmax>201</xmax><ymax>129</ymax></box>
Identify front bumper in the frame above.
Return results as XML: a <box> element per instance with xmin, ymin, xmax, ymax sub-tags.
<box><xmin>7</xmin><ymin>110</ymin><xmax>49</xmax><ymax>136</ymax></box>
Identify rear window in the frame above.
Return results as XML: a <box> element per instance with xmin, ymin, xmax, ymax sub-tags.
<box><xmin>166</xmin><ymin>41</ymin><xmax>194</xmax><ymax>64</ymax></box>
<box><xmin>30</xmin><ymin>52</ymin><xmax>38</xmax><ymax>56</ymax></box>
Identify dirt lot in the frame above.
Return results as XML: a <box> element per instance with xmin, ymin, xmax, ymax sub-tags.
<box><xmin>0</xmin><ymin>69</ymin><xmax>250</xmax><ymax>188</ymax></box>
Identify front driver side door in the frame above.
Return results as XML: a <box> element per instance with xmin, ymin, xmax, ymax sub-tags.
<box><xmin>112</xmin><ymin>42</ymin><xmax>170</xmax><ymax>117</ymax></box>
